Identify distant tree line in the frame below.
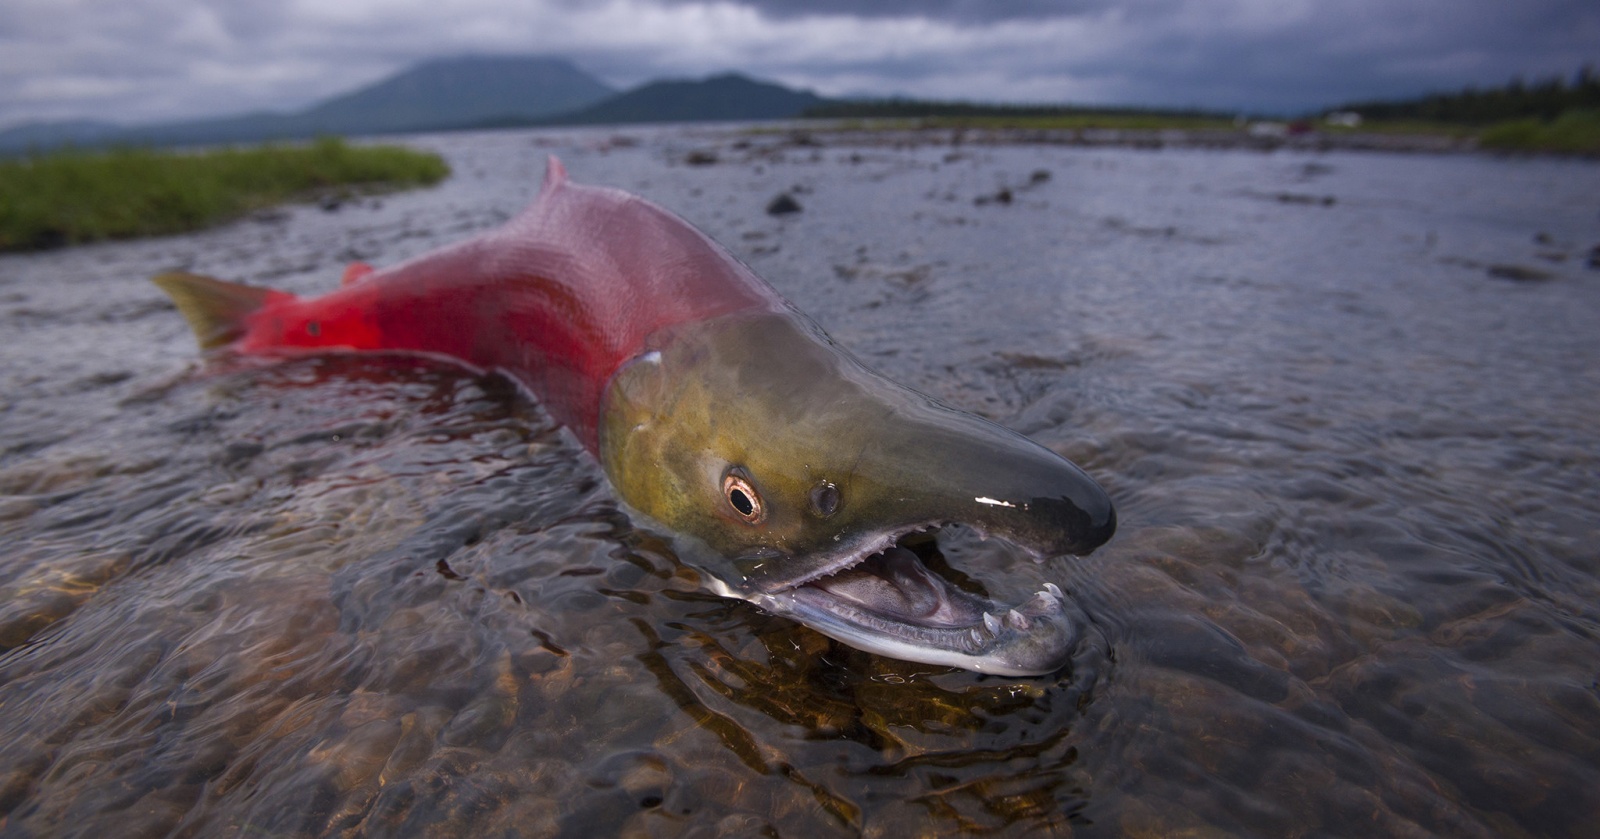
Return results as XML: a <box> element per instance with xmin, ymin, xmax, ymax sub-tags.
<box><xmin>1338</xmin><ymin>66</ymin><xmax>1600</xmax><ymax>124</ymax></box>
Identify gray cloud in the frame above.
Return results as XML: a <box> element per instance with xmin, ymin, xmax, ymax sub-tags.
<box><xmin>2</xmin><ymin>0</ymin><xmax>1596</xmax><ymax>130</ymax></box>
<box><xmin>648</xmin><ymin>0</ymin><xmax>1111</xmax><ymax>22</ymax></box>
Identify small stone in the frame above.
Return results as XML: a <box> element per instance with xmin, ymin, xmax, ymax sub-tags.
<box><xmin>975</xmin><ymin>188</ymin><xmax>1013</xmax><ymax>206</ymax></box>
<box><xmin>1275</xmin><ymin>192</ymin><xmax>1335</xmax><ymax>206</ymax></box>
<box><xmin>765</xmin><ymin>193</ymin><xmax>802</xmax><ymax>216</ymax></box>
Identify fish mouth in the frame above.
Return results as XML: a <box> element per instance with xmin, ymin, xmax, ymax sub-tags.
<box><xmin>740</xmin><ymin>525</ymin><xmax>1077</xmax><ymax>677</ymax></box>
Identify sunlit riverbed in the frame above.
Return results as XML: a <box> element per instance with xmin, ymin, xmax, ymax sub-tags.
<box><xmin>2</xmin><ymin>125</ymin><xmax>1597</xmax><ymax>837</ymax></box>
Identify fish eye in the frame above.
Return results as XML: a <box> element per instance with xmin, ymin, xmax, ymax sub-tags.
<box><xmin>723</xmin><ymin>471</ymin><xmax>763</xmax><ymax>524</ymax></box>
<box><xmin>809</xmin><ymin>481</ymin><xmax>840</xmax><ymax>518</ymax></box>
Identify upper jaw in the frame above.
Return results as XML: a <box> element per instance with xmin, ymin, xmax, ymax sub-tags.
<box><xmin>732</xmin><ymin>521</ymin><xmax>942</xmax><ymax>596</ymax></box>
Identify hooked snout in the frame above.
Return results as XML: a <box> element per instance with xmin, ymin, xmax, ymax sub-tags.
<box><xmin>851</xmin><ymin>401</ymin><xmax>1116</xmax><ymax>558</ymax></box>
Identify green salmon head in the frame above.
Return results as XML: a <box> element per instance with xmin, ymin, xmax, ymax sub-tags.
<box><xmin>599</xmin><ymin>312</ymin><xmax>1115</xmax><ymax>676</ymax></box>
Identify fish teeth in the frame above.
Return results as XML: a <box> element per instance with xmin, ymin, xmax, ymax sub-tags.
<box><xmin>1044</xmin><ymin>582</ymin><xmax>1063</xmax><ymax>598</ymax></box>
<box><xmin>1006</xmin><ymin>609</ymin><xmax>1030</xmax><ymax>630</ymax></box>
<box><xmin>982</xmin><ymin>612</ymin><xmax>1002</xmax><ymax>634</ymax></box>
<box><xmin>1021</xmin><ymin>591</ymin><xmax>1062</xmax><ymax>615</ymax></box>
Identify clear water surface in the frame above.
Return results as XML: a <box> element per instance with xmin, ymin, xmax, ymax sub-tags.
<box><xmin>1</xmin><ymin>126</ymin><xmax>1597</xmax><ymax>837</ymax></box>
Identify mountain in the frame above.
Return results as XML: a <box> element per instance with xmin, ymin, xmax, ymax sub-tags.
<box><xmin>0</xmin><ymin>55</ymin><xmax>616</xmax><ymax>154</ymax></box>
<box><xmin>550</xmin><ymin>73</ymin><xmax>828</xmax><ymax>125</ymax></box>
<box><xmin>0</xmin><ymin>60</ymin><xmax>828</xmax><ymax>154</ymax></box>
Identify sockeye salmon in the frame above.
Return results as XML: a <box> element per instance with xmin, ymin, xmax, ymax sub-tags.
<box><xmin>155</xmin><ymin>157</ymin><xmax>1116</xmax><ymax>676</ymax></box>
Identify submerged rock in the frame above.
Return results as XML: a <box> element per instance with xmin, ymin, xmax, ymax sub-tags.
<box><xmin>974</xmin><ymin>188</ymin><xmax>1013</xmax><ymax>206</ymax></box>
<box><xmin>1274</xmin><ymin>192</ymin><xmax>1337</xmax><ymax>206</ymax></box>
<box><xmin>765</xmin><ymin>193</ymin><xmax>802</xmax><ymax>216</ymax></box>
<box><xmin>1486</xmin><ymin>264</ymin><xmax>1555</xmax><ymax>282</ymax></box>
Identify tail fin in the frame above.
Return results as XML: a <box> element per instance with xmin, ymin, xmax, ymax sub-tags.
<box><xmin>152</xmin><ymin>272</ymin><xmax>276</xmax><ymax>350</ymax></box>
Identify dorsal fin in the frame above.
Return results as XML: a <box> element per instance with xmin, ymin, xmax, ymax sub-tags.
<box><xmin>340</xmin><ymin>262</ymin><xmax>376</xmax><ymax>286</ymax></box>
<box><xmin>152</xmin><ymin>272</ymin><xmax>276</xmax><ymax>350</ymax></box>
<box><xmin>542</xmin><ymin>155</ymin><xmax>568</xmax><ymax>192</ymax></box>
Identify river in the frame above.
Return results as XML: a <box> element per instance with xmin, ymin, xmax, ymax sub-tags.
<box><xmin>1</xmin><ymin>125</ymin><xmax>1597</xmax><ymax>837</ymax></box>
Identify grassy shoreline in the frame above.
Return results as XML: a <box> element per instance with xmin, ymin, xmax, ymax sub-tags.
<box><xmin>0</xmin><ymin>138</ymin><xmax>449</xmax><ymax>252</ymax></box>
<box><xmin>1477</xmin><ymin>109</ymin><xmax>1600</xmax><ymax>155</ymax></box>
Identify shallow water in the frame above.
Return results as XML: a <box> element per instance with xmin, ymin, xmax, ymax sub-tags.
<box><xmin>2</xmin><ymin>126</ymin><xmax>1598</xmax><ymax>837</ymax></box>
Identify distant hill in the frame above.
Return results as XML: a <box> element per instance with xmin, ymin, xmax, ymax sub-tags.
<box><xmin>112</xmin><ymin>112</ymin><xmax>316</xmax><ymax>149</ymax></box>
<box><xmin>0</xmin><ymin>119</ymin><xmax>126</xmax><ymax>150</ymax></box>
<box><xmin>0</xmin><ymin>55</ymin><xmax>617</xmax><ymax>154</ymax></box>
<box><xmin>549</xmin><ymin>72</ymin><xmax>828</xmax><ymax>125</ymax></box>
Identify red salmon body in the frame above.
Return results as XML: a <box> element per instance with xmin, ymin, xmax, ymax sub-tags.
<box><xmin>218</xmin><ymin>158</ymin><xmax>785</xmax><ymax>451</ymax></box>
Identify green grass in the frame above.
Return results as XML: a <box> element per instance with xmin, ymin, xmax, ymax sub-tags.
<box><xmin>1344</xmin><ymin>109</ymin><xmax>1600</xmax><ymax>154</ymax></box>
<box><xmin>1478</xmin><ymin>109</ymin><xmax>1600</xmax><ymax>155</ymax></box>
<box><xmin>0</xmin><ymin>137</ymin><xmax>450</xmax><ymax>251</ymax></box>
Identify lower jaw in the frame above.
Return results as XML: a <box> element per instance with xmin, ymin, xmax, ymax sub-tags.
<box><xmin>742</xmin><ymin>534</ymin><xmax>1078</xmax><ymax>676</ymax></box>
<box><xmin>753</xmin><ymin>587</ymin><xmax>1078</xmax><ymax>676</ymax></box>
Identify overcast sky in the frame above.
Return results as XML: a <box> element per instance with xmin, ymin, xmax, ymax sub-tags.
<box><xmin>3</xmin><ymin>0</ymin><xmax>1597</xmax><ymax>129</ymax></box>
